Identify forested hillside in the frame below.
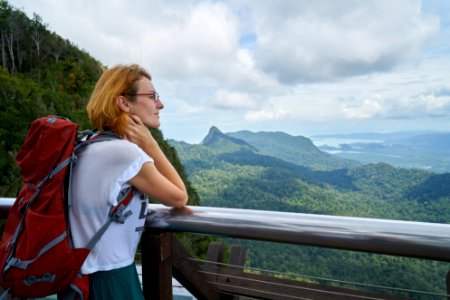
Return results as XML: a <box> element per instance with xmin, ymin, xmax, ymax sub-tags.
<box><xmin>170</xmin><ymin>126</ymin><xmax>450</xmax><ymax>298</ymax></box>
<box><xmin>228</xmin><ymin>129</ymin><xmax>360</xmax><ymax>170</ymax></box>
<box><xmin>0</xmin><ymin>0</ymin><xmax>200</xmax><ymax>205</ymax></box>
<box><xmin>172</xmin><ymin>126</ymin><xmax>450</xmax><ymax>223</ymax></box>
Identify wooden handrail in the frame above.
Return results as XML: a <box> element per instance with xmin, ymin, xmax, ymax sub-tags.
<box><xmin>145</xmin><ymin>204</ymin><xmax>450</xmax><ymax>262</ymax></box>
<box><xmin>1</xmin><ymin>198</ymin><xmax>450</xmax><ymax>262</ymax></box>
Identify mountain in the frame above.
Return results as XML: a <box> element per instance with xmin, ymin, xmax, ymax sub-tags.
<box><xmin>170</xmin><ymin>126</ymin><xmax>450</xmax><ymax>297</ymax></box>
<box><xmin>171</xmin><ymin>126</ymin><xmax>449</xmax><ymax>222</ymax></box>
<box><xmin>228</xmin><ymin>130</ymin><xmax>359</xmax><ymax>170</ymax></box>
<box><xmin>201</xmin><ymin>126</ymin><xmax>257</xmax><ymax>152</ymax></box>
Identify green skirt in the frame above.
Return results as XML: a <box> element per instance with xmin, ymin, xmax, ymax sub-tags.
<box><xmin>88</xmin><ymin>263</ymin><xmax>144</xmax><ymax>300</ymax></box>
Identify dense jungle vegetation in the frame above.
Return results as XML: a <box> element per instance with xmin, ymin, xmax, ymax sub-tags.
<box><xmin>170</xmin><ymin>127</ymin><xmax>450</xmax><ymax>298</ymax></box>
<box><xmin>0</xmin><ymin>0</ymin><xmax>199</xmax><ymax>205</ymax></box>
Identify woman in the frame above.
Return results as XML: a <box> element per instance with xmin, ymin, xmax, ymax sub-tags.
<box><xmin>69</xmin><ymin>64</ymin><xmax>188</xmax><ymax>299</ymax></box>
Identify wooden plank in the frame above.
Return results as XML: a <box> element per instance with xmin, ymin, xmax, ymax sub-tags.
<box><xmin>213</xmin><ymin>269</ymin><xmax>413</xmax><ymax>300</ymax></box>
<box><xmin>204</xmin><ymin>242</ymin><xmax>225</xmax><ymax>283</ymax></box>
<box><xmin>227</xmin><ymin>244</ymin><xmax>246</xmax><ymax>271</ymax></box>
<box><xmin>141</xmin><ymin>229</ymin><xmax>172</xmax><ymax>300</ymax></box>
<box><xmin>172</xmin><ymin>237</ymin><xmax>222</xmax><ymax>300</ymax></box>
<box><xmin>206</xmin><ymin>242</ymin><xmax>225</xmax><ymax>263</ymax></box>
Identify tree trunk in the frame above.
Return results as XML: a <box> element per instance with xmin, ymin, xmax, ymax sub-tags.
<box><xmin>1</xmin><ymin>31</ymin><xmax>7</xmax><ymax>69</ymax></box>
<box><xmin>5</xmin><ymin>31</ymin><xmax>15</xmax><ymax>74</ymax></box>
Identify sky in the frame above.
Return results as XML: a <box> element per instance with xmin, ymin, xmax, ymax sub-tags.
<box><xmin>8</xmin><ymin>0</ymin><xmax>450</xmax><ymax>143</ymax></box>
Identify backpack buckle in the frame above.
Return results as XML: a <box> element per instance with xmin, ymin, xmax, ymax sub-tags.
<box><xmin>111</xmin><ymin>205</ymin><xmax>133</xmax><ymax>224</ymax></box>
<box><xmin>24</xmin><ymin>273</ymin><xmax>55</xmax><ymax>286</ymax></box>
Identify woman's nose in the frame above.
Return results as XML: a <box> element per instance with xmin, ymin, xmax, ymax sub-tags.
<box><xmin>157</xmin><ymin>99</ymin><xmax>164</xmax><ymax>109</ymax></box>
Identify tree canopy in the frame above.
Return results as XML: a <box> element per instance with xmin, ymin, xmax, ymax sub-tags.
<box><xmin>0</xmin><ymin>0</ymin><xmax>200</xmax><ymax>205</ymax></box>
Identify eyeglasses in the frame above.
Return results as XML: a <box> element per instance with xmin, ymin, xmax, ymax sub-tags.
<box><xmin>127</xmin><ymin>92</ymin><xmax>160</xmax><ymax>103</ymax></box>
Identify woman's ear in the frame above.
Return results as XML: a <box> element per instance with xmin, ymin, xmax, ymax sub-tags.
<box><xmin>116</xmin><ymin>95</ymin><xmax>131</xmax><ymax>112</ymax></box>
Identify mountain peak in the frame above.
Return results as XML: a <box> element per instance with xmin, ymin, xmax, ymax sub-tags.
<box><xmin>201</xmin><ymin>126</ymin><xmax>257</xmax><ymax>152</ymax></box>
<box><xmin>201</xmin><ymin>126</ymin><xmax>227</xmax><ymax>145</ymax></box>
<box><xmin>208</xmin><ymin>126</ymin><xmax>222</xmax><ymax>135</ymax></box>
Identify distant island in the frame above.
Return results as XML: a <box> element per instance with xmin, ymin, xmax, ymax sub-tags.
<box><xmin>309</xmin><ymin>131</ymin><xmax>450</xmax><ymax>173</ymax></box>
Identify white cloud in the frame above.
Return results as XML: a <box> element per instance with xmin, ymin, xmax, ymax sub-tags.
<box><xmin>248</xmin><ymin>0</ymin><xmax>439</xmax><ymax>83</ymax></box>
<box><xmin>245</xmin><ymin>107</ymin><xmax>288</xmax><ymax>122</ymax></box>
<box><xmin>340</xmin><ymin>84</ymin><xmax>450</xmax><ymax>120</ymax></box>
<box><xmin>392</xmin><ymin>90</ymin><xmax>450</xmax><ymax>118</ymax></box>
<box><xmin>416</xmin><ymin>94</ymin><xmax>450</xmax><ymax>114</ymax></box>
<box><xmin>139</xmin><ymin>2</ymin><xmax>241</xmax><ymax>80</ymax></box>
<box><xmin>7</xmin><ymin>0</ymin><xmax>450</xmax><ymax>142</ymax></box>
<box><xmin>14</xmin><ymin>1</ymin><xmax>440</xmax><ymax>88</ymax></box>
<box><xmin>213</xmin><ymin>90</ymin><xmax>256</xmax><ymax>110</ymax></box>
<box><xmin>341</xmin><ymin>96</ymin><xmax>386</xmax><ymax>119</ymax></box>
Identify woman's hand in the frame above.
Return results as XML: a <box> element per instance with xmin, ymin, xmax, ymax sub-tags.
<box><xmin>125</xmin><ymin>114</ymin><xmax>188</xmax><ymax>208</ymax></box>
<box><xmin>124</xmin><ymin>115</ymin><xmax>157</xmax><ymax>151</ymax></box>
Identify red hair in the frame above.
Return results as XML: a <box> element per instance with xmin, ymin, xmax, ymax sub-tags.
<box><xmin>87</xmin><ymin>64</ymin><xmax>151</xmax><ymax>136</ymax></box>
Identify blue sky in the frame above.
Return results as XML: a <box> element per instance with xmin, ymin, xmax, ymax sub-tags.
<box><xmin>9</xmin><ymin>0</ymin><xmax>450</xmax><ymax>143</ymax></box>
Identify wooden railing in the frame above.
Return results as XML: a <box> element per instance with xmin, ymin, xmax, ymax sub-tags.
<box><xmin>1</xmin><ymin>198</ymin><xmax>450</xmax><ymax>299</ymax></box>
<box><xmin>141</xmin><ymin>204</ymin><xmax>450</xmax><ymax>300</ymax></box>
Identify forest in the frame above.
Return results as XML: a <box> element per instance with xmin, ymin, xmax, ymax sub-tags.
<box><xmin>0</xmin><ymin>0</ymin><xmax>101</xmax><ymax>196</ymax></box>
<box><xmin>0</xmin><ymin>0</ymin><xmax>199</xmax><ymax>205</ymax></box>
<box><xmin>1</xmin><ymin>1</ymin><xmax>449</xmax><ymax>298</ymax></box>
<box><xmin>170</xmin><ymin>127</ymin><xmax>450</xmax><ymax>298</ymax></box>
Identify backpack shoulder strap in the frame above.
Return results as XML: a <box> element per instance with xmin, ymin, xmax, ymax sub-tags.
<box><xmin>85</xmin><ymin>186</ymin><xmax>136</xmax><ymax>250</ymax></box>
<box><xmin>69</xmin><ymin>131</ymin><xmax>137</xmax><ymax>250</ymax></box>
<box><xmin>67</xmin><ymin>131</ymin><xmax>122</xmax><ymax>209</ymax></box>
<box><xmin>74</xmin><ymin>130</ymin><xmax>121</xmax><ymax>151</ymax></box>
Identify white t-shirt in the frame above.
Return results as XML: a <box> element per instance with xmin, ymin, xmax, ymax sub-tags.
<box><xmin>69</xmin><ymin>139</ymin><xmax>153</xmax><ymax>274</ymax></box>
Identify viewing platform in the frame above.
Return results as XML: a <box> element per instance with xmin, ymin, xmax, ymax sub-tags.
<box><xmin>1</xmin><ymin>198</ymin><xmax>449</xmax><ymax>299</ymax></box>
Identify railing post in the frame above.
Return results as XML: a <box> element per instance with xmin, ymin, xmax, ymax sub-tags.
<box><xmin>220</xmin><ymin>244</ymin><xmax>247</xmax><ymax>300</ymax></box>
<box><xmin>204</xmin><ymin>243</ymin><xmax>247</xmax><ymax>300</ymax></box>
<box><xmin>171</xmin><ymin>237</ymin><xmax>222</xmax><ymax>300</ymax></box>
<box><xmin>141</xmin><ymin>229</ymin><xmax>172</xmax><ymax>300</ymax></box>
<box><xmin>446</xmin><ymin>270</ymin><xmax>450</xmax><ymax>300</ymax></box>
<box><xmin>228</xmin><ymin>244</ymin><xmax>246</xmax><ymax>271</ymax></box>
<box><xmin>205</xmin><ymin>242</ymin><xmax>225</xmax><ymax>283</ymax></box>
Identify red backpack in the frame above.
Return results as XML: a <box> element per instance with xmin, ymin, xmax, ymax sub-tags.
<box><xmin>0</xmin><ymin>116</ymin><xmax>135</xmax><ymax>299</ymax></box>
